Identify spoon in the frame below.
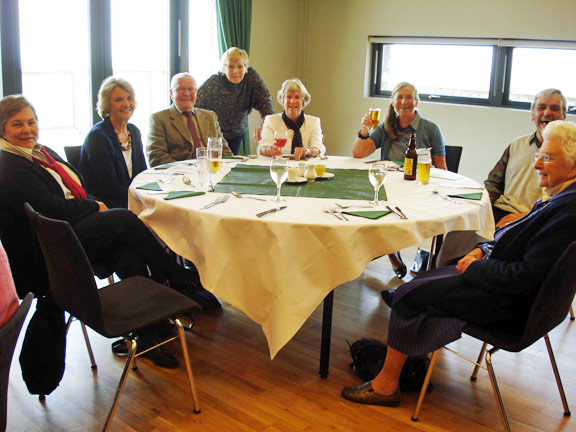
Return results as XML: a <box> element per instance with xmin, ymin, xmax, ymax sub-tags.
<box><xmin>334</xmin><ymin>203</ymin><xmax>373</xmax><ymax>209</ymax></box>
<box><xmin>231</xmin><ymin>191</ymin><xmax>267</xmax><ymax>201</ymax></box>
<box><xmin>182</xmin><ymin>175</ymin><xmax>191</xmax><ymax>185</ymax></box>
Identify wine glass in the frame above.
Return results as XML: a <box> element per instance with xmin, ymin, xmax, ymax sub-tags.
<box><xmin>273</xmin><ymin>130</ymin><xmax>288</xmax><ymax>152</ymax></box>
<box><xmin>270</xmin><ymin>157</ymin><xmax>289</xmax><ymax>202</ymax></box>
<box><xmin>368</xmin><ymin>161</ymin><xmax>387</xmax><ymax>206</ymax></box>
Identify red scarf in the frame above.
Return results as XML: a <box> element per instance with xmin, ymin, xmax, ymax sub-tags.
<box><xmin>32</xmin><ymin>148</ymin><xmax>87</xmax><ymax>200</ymax></box>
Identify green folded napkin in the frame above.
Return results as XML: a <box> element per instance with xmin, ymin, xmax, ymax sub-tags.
<box><xmin>136</xmin><ymin>182</ymin><xmax>162</xmax><ymax>191</ymax></box>
<box><xmin>343</xmin><ymin>210</ymin><xmax>392</xmax><ymax>220</ymax></box>
<box><xmin>164</xmin><ymin>191</ymin><xmax>206</xmax><ymax>200</ymax></box>
<box><xmin>448</xmin><ymin>192</ymin><xmax>483</xmax><ymax>200</ymax></box>
<box><xmin>153</xmin><ymin>163</ymin><xmax>176</xmax><ymax>170</ymax></box>
<box><xmin>222</xmin><ymin>155</ymin><xmax>245</xmax><ymax>160</ymax></box>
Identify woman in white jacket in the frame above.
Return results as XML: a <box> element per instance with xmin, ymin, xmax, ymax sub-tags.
<box><xmin>257</xmin><ymin>78</ymin><xmax>325</xmax><ymax>160</ymax></box>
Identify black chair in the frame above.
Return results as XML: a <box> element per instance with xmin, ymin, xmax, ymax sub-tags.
<box><xmin>411</xmin><ymin>241</ymin><xmax>576</xmax><ymax>431</ymax></box>
<box><xmin>0</xmin><ymin>293</ymin><xmax>33</xmax><ymax>432</ymax></box>
<box><xmin>445</xmin><ymin>145</ymin><xmax>463</xmax><ymax>173</ymax></box>
<box><xmin>24</xmin><ymin>204</ymin><xmax>200</xmax><ymax>432</ymax></box>
<box><xmin>63</xmin><ymin>146</ymin><xmax>82</xmax><ymax>168</ymax></box>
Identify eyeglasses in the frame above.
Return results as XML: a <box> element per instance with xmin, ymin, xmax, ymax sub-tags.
<box><xmin>534</xmin><ymin>152</ymin><xmax>560</xmax><ymax>163</ymax></box>
<box><xmin>173</xmin><ymin>87</ymin><xmax>197</xmax><ymax>94</ymax></box>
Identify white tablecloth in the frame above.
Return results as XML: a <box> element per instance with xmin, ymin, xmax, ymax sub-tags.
<box><xmin>129</xmin><ymin>156</ymin><xmax>494</xmax><ymax>358</ymax></box>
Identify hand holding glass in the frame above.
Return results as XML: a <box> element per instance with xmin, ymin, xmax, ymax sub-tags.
<box><xmin>369</xmin><ymin>108</ymin><xmax>381</xmax><ymax>130</ymax></box>
<box><xmin>368</xmin><ymin>162</ymin><xmax>387</xmax><ymax>206</ymax></box>
<box><xmin>270</xmin><ymin>158</ymin><xmax>289</xmax><ymax>202</ymax></box>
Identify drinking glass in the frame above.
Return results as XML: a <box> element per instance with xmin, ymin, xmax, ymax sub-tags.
<box><xmin>270</xmin><ymin>157</ymin><xmax>289</xmax><ymax>202</ymax></box>
<box><xmin>207</xmin><ymin>137</ymin><xmax>223</xmax><ymax>173</ymax></box>
<box><xmin>273</xmin><ymin>130</ymin><xmax>288</xmax><ymax>152</ymax></box>
<box><xmin>368</xmin><ymin>161</ymin><xmax>387</xmax><ymax>206</ymax></box>
<box><xmin>196</xmin><ymin>147</ymin><xmax>210</xmax><ymax>191</ymax></box>
<box><xmin>369</xmin><ymin>108</ymin><xmax>381</xmax><ymax>130</ymax></box>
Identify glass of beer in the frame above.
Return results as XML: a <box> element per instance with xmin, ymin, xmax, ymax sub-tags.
<box><xmin>207</xmin><ymin>137</ymin><xmax>223</xmax><ymax>174</ymax></box>
<box><xmin>369</xmin><ymin>108</ymin><xmax>381</xmax><ymax>130</ymax></box>
<box><xmin>417</xmin><ymin>148</ymin><xmax>432</xmax><ymax>185</ymax></box>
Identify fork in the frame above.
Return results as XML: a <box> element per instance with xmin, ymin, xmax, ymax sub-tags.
<box><xmin>159</xmin><ymin>176</ymin><xmax>175</xmax><ymax>184</ymax></box>
<box><xmin>334</xmin><ymin>203</ymin><xmax>373</xmax><ymax>209</ymax></box>
<box><xmin>200</xmin><ymin>194</ymin><xmax>229</xmax><ymax>209</ymax></box>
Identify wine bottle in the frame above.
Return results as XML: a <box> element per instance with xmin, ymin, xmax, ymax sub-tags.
<box><xmin>403</xmin><ymin>133</ymin><xmax>418</xmax><ymax>181</ymax></box>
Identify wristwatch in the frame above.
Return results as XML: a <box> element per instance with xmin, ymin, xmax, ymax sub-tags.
<box><xmin>357</xmin><ymin>130</ymin><xmax>370</xmax><ymax>139</ymax></box>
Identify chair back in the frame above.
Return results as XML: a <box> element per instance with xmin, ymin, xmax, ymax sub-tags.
<box><xmin>0</xmin><ymin>292</ymin><xmax>33</xmax><ymax>431</ymax></box>
<box><xmin>24</xmin><ymin>204</ymin><xmax>104</xmax><ymax>331</ymax></box>
<box><xmin>445</xmin><ymin>145</ymin><xmax>463</xmax><ymax>173</ymax></box>
<box><xmin>522</xmin><ymin>241</ymin><xmax>576</xmax><ymax>343</ymax></box>
<box><xmin>63</xmin><ymin>146</ymin><xmax>82</xmax><ymax>169</ymax></box>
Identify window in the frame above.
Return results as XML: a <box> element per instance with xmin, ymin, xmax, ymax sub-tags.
<box><xmin>112</xmin><ymin>0</ymin><xmax>170</xmax><ymax>135</ymax></box>
<box><xmin>189</xmin><ymin>0</ymin><xmax>220</xmax><ymax>86</ymax></box>
<box><xmin>19</xmin><ymin>0</ymin><xmax>91</xmax><ymax>153</ymax></box>
<box><xmin>370</xmin><ymin>37</ymin><xmax>576</xmax><ymax>112</ymax></box>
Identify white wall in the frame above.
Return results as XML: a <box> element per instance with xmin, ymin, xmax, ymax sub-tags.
<box><xmin>250</xmin><ymin>0</ymin><xmax>576</xmax><ymax>182</ymax></box>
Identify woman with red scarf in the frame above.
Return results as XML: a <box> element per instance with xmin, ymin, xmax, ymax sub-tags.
<box><xmin>0</xmin><ymin>95</ymin><xmax>199</xmax><ymax>368</ymax></box>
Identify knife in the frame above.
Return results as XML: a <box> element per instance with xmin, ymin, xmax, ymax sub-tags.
<box><xmin>256</xmin><ymin>206</ymin><xmax>287</xmax><ymax>218</ymax></box>
<box><xmin>386</xmin><ymin>205</ymin><xmax>404</xmax><ymax>219</ymax></box>
<box><xmin>395</xmin><ymin>206</ymin><xmax>408</xmax><ymax>219</ymax></box>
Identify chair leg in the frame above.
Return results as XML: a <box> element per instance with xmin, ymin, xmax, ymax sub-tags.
<box><xmin>103</xmin><ymin>338</ymin><xmax>137</xmax><ymax>432</ymax></box>
<box><xmin>570</xmin><ymin>306</ymin><xmax>575</xmax><ymax>321</ymax></box>
<box><xmin>470</xmin><ymin>342</ymin><xmax>488</xmax><ymax>381</ymax></box>
<box><xmin>175</xmin><ymin>319</ymin><xmax>201</xmax><ymax>414</ymax></box>
<box><xmin>485</xmin><ymin>347</ymin><xmax>511</xmax><ymax>432</ymax></box>
<box><xmin>544</xmin><ymin>334</ymin><xmax>571</xmax><ymax>416</ymax></box>
<box><xmin>411</xmin><ymin>350</ymin><xmax>439</xmax><ymax>422</ymax></box>
<box><xmin>80</xmin><ymin>322</ymin><xmax>97</xmax><ymax>369</ymax></box>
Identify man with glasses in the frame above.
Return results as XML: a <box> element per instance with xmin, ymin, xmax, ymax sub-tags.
<box><xmin>146</xmin><ymin>72</ymin><xmax>232</xmax><ymax>167</ymax></box>
<box><xmin>484</xmin><ymin>88</ymin><xmax>567</xmax><ymax>226</ymax></box>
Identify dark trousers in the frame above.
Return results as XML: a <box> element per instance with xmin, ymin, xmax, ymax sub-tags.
<box><xmin>72</xmin><ymin>209</ymin><xmax>179</xmax><ymax>282</ymax></box>
<box><xmin>226</xmin><ymin>134</ymin><xmax>244</xmax><ymax>155</ymax></box>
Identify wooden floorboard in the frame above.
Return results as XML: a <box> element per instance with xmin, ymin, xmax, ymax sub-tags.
<box><xmin>6</xmin><ymin>246</ymin><xmax>576</xmax><ymax>431</ymax></box>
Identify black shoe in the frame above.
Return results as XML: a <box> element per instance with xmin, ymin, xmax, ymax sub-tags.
<box><xmin>381</xmin><ymin>289</ymin><xmax>396</xmax><ymax>307</ymax></box>
<box><xmin>170</xmin><ymin>281</ymin><xmax>221</xmax><ymax>310</ymax></box>
<box><xmin>141</xmin><ymin>344</ymin><xmax>180</xmax><ymax>369</ymax></box>
<box><xmin>410</xmin><ymin>248</ymin><xmax>429</xmax><ymax>274</ymax></box>
<box><xmin>392</xmin><ymin>252</ymin><xmax>407</xmax><ymax>279</ymax></box>
<box><xmin>111</xmin><ymin>338</ymin><xmax>129</xmax><ymax>355</ymax></box>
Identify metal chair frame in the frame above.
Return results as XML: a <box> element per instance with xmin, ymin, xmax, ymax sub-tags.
<box><xmin>411</xmin><ymin>241</ymin><xmax>576</xmax><ymax>431</ymax></box>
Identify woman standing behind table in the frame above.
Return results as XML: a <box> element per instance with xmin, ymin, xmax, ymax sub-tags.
<box><xmin>352</xmin><ymin>82</ymin><xmax>447</xmax><ymax>279</ymax></box>
<box><xmin>195</xmin><ymin>47</ymin><xmax>274</xmax><ymax>155</ymax></box>
<box><xmin>78</xmin><ymin>77</ymin><xmax>147</xmax><ymax>209</ymax></box>
<box><xmin>258</xmin><ymin>78</ymin><xmax>326</xmax><ymax>160</ymax></box>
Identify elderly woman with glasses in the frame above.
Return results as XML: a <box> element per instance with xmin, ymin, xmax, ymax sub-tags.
<box><xmin>78</xmin><ymin>77</ymin><xmax>147</xmax><ymax>209</ymax></box>
<box><xmin>342</xmin><ymin>120</ymin><xmax>576</xmax><ymax>407</ymax></box>
<box><xmin>257</xmin><ymin>78</ymin><xmax>326</xmax><ymax>160</ymax></box>
<box><xmin>196</xmin><ymin>47</ymin><xmax>274</xmax><ymax>155</ymax></box>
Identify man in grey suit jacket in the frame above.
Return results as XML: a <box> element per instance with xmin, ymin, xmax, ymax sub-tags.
<box><xmin>147</xmin><ymin>72</ymin><xmax>232</xmax><ymax>167</ymax></box>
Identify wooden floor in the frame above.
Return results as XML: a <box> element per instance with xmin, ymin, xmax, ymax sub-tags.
<box><xmin>7</xmin><ymin>246</ymin><xmax>576</xmax><ymax>432</ymax></box>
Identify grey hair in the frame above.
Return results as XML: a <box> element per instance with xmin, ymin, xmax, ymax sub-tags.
<box><xmin>531</xmin><ymin>88</ymin><xmax>567</xmax><ymax>117</ymax></box>
<box><xmin>0</xmin><ymin>95</ymin><xmax>37</xmax><ymax>135</ymax></box>
<box><xmin>384</xmin><ymin>82</ymin><xmax>420</xmax><ymax>140</ymax></box>
<box><xmin>276</xmin><ymin>78</ymin><xmax>311</xmax><ymax>108</ymax></box>
<box><xmin>543</xmin><ymin>120</ymin><xmax>576</xmax><ymax>165</ymax></box>
<box><xmin>97</xmin><ymin>77</ymin><xmax>136</xmax><ymax>119</ymax></box>
<box><xmin>170</xmin><ymin>73</ymin><xmax>196</xmax><ymax>90</ymax></box>
<box><xmin>220</xmin><ymin>47</ymin><xmax>249</xmax><ymax>73</ymax></box>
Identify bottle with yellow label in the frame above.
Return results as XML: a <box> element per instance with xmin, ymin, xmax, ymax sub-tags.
<box><xmin>403</xmin><ymin>133</ymin><xmax>418</xmax><ymax>181</ymax></box>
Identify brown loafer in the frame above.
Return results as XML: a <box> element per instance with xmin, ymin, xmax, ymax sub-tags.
<box><xmin>341</xmin><ymin>382</ymin><xmax>401</xmax><ymax>407</ymax></box>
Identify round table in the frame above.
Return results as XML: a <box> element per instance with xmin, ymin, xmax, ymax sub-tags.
<box><xmin>129</xmin><ymin>156</ymin><xmax>494</xmax><ymax>361</ymax></box>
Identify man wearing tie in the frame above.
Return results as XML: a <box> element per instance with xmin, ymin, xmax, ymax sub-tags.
<box><xmin>146</xmin><ymin>72</ymin><xmax>232</xmax><ymax>167</ymax></box>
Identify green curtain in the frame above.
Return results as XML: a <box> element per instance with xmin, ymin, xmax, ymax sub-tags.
<box><xmin>216</xmin><ymin>0</ymin><xmax>252</xmax><ymax>155</ymax></box>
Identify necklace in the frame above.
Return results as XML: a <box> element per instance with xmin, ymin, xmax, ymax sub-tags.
<box><xmin>115</xmin><ymin>129</ymin><xmax>132</xmax><ymax>151</ymax></box>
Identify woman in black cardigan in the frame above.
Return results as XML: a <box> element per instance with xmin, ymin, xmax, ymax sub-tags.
<box><xmin>0</xmin><ymin>95</ymin><xmax>198</xmax><ymax>368</ymax></box>
<box><xmin>342</xmin><ymin>120</ymin><xmax>576</xmax><ymax>407</ymax></box>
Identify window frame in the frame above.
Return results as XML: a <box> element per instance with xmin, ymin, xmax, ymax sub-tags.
<box><xmin>369</xmin><ymin>36</ymin><xmax>576</xmax><ymax>112</ymax></box>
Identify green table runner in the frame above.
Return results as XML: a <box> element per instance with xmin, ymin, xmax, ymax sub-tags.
<box><xmin>213</xmin><ymin>164</ymin><xmax>387</xmax><ymax>200</ymax></box>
